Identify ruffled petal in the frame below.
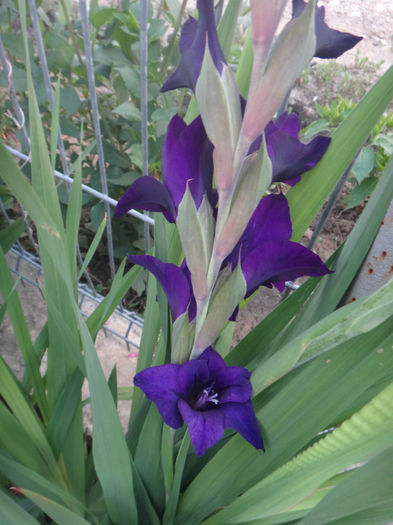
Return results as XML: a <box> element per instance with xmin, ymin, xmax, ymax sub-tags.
<box><xmin>114</xmin><ymin>176</ymin><xmax>176</xmax><ymax>222</ymax></box>
<box><xmin>128</xmin><ymin>255</ymin><xmax>191</xmax><ymax>321</ymax></box>
<box><xmin>292</xmin><ymin>0</ymin><xmax>362</xmax><ymax>59</ymax></box>
<box><xmin>242</xmin><ymin>239</ymin><xmax>332</xmax><ymax>294</ymax></box>
<box><xmin>134</xmin><ymin>364</ymin><xmax>183</xmax><ymax>428</ymax></box>
<box><xmin>162</xmin><ymin>115</ymin><xmax>214</xmax><ymax>210</ymax></box>
<box><xmin>161</xmin><ymin>0</ymin><xmax>226</xmax><ymax>92</ymax></box>
<box><xmin>266</xmin><ymin>113</ymin><xmax>331</xmax><ymax>184</ymax></box>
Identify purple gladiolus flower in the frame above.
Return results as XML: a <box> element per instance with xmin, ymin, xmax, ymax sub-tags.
<box><xmin>115</xmin><ymin>115</ymin><xmax>214</xmax><ymax>222</ymax></box>
<box><xmin>249</xmin><ymin>112</ymin><xmax>330</xmax><ymax>185</ymax></box>
<box><xmin>292</xmin><ymin>0</ymin><xmax>362</xmax><ymax>59</ymax></box>
<box><xmin>161</xmin><ymin>0</ymin><xmax>226</xmax><ymax>92</ymax></box>
<box><xmin>134</xmin><ymin>346</ymin><xmax>264</xmax><ymax>456</ymax></box>
<box><xmin>230</xmin><ymin>194</ymin><xmax>333</xmax><ymax>294</ymax></box>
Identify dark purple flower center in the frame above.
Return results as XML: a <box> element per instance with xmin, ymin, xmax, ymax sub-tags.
<box><xmin>189</xmin><ymin>384</ymin><xmax>219</xmax><ymax>411</ymax></box>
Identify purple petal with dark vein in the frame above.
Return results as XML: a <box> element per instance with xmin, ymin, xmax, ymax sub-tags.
<box><xmin>161</xmin><ymin>0</ymin><xmax>227</xmax><ymax>92</ymax></box>
<box><xmin>229</xmin><ymin>194</ymin><xmax>292</xmax><ymax>266</ymax></box>
<box><xmin>292</xmin><ymin>0</ymin><xmax>362</xmax><ymax>59</ymax></box>
<box><xmin>265</xmin><ymin>113</ymin><xmax>331</xmax><ymax>183</ymax></box>
<box><xmin>162</xmin><ymin>115</ymin><xmax>214</xmax><ymax>210</ymax></box>
<box><xmin>178</xmin><ymin>399</ymin><xmax>226</xmax><ymax>456</ymax></box>
<box><xmin>114</xmin><ymin>176</ymin><xmax>176</xmax><ymax>222</ymax></box>
<box><xmin>128</xmin><ymin>255</ymin><xmax>191</xmax><ymax>321</ymax></box>
<box><xmin>242</xmin><ymin>239</ymin><xmax>332</xmax><ymax>294</ymax></box>
<box><xmin>134</xmin><ymin>364</ymin><xmax>184</xmax><ymax>428</ymax></box>
<box><xmin>220</xmin><ymin>402</ymin><xmax>264</xmax><ymax>451</ymax></box>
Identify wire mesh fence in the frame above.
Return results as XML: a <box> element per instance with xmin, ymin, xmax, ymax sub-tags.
<box><xmin>1</xmin><ymin>0</ymin><xmax>153</xmax><ymax>348</ymax></box>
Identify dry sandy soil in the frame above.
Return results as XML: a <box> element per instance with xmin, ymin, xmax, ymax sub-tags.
<box><xmin>1</xmin><ymin>1</ymin><xmax>393</xmax><ymax>424</ymax></box>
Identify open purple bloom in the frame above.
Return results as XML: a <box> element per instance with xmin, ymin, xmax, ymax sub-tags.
<box><xmin>230</xmin><ymin>194</ymin><xmax>332</xmax><ymax>294</ymax></box>
<box><xmin>134</xmin><ymin>346</ymin><xmax>264</xmax><ymax>456</ymax></box>
<box><xmin>292</xmin><ymin>0</ymin><xmax>362</xmax><ymax>59</ymax></box>
<box><xmin>161</xmin><ymin>0</ymin><xmax>226</xmax><ymax>92</ymax></box>
<box><xmin>115</xmin><ymin>115</ymin><xmax>214</xmax><ymax>222</ymax></box>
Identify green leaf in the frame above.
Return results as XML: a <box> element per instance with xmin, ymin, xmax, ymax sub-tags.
<box><xmin>51</xmin><ymin>79</ymin><xmax>61</xmax><ymax>172</ymax></box>
<box><xmin>205</xmin><ymin>380</ymin><xmax>393</xmax><ymax>524</ymax></box>
<box><xmin>343</xmin><ymin>175</ymin><xmax>377</xmax><ymax>209</ymax></box>
<box><xmin>299</xmin><ymin>446</ymin><xmax>393</xmax><ymax>525</ymax></box>
<box><xmin>65</xmin><ymin>147</ymin><xmax>82</xmax><ymax>285</ymax></box>
<box><xmin>374</xmin><ymin>133</ymin><xmax>393</xmax><ymax>154</ymax></box>
<box><xmin>217</xmin><ymin>0</ymin><xmax>243</xmax><ymax>60</ymax></box>
<box><xmin>288</xmin><ymin>64</ymin><xmax>393</xmax><ymax>242</ymax></box>
<box><xmin>134</xmin><ymin>404</ymin><xmax>165</xmax><ymax>514</ymax></box>
<box><xmin>0</xmin><ymin>356</ymin><xmax>64</xmax><ymax>488</ymax></box>
<box><xmin>77</xmin><ymin>213</ymin><xmax>107</xmax><ymax>281</ymax></box>
<box><xmin>236</xmin><ymin>28</ymin><xmax>253</xmax><ymax>98</ymax></box>
<box><xmin>60</xmin><ymin>87</ymin><xmax>82</xmax><ymax>117</ymax></box>
<box><xmin>20</xmin><ymin>489</ymin><xmax>90</xmax><ymax>525</ymax></box>
<box><xmin>0</xmin><ymin>489</ymin><xmax>39</xmax><ymax>525</ymax></box>
<box><xmin>0</xmin><ymin>454</ymin><xmax>87</xmax><ymax>514</ymax></box>
<box><xmin>0</xmin><ymin>218</ymin><xmax>24</xmax><ymax>253</ymax></box>
<box><xmin>46</xmin><ymin>369</ymin><xmax>84</xmax><ymax>458</ymax></box>
<box><xmin>276</xmin><ymin>154</ymin><xmax>393</xmax><ymax>342</ymax></box>
<box><xmin>0</xmin><ymin>247</ymin><xmax>48</xmax><ymax>418</ymax></box>
<box><xmin>251</xmin><ymin>276</ymin><xmax>393</xmax><ymax>395</ymax></box>
<box><xmin>79</xmin><ymin>317</ymin><xmax>138</xmax><ymax>524</ymax></box>
<box><xmin>351</xmin><ymin>146</ymin><xmax>376</xmax><ymax>183</ymax></box>
<box><xmin>113</xmin><ymin>101</ymin><xmax>141</xmax><ymax>121</ymax></box>
<box><xmin>163</xmin><ymin>433</ymin><xmax>191</xmax><ymax>525</ymax></box>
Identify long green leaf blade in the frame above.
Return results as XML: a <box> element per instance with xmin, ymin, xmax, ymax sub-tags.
<box><xmin>205</xmin><ymin>383</ymin><xmax>393</xmax><ymax>524</ymax></box>
<box><xmin>0</xmin><ymin>489</ymin><xmax>39</xmax><ymax>525</ymax></box>
<box><xmin>288</xmin><ymin>64</ymin><xmax>393</xmax><ymax>241</ymax></box>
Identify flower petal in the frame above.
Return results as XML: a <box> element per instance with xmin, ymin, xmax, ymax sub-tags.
<box><xmin>199</xmin><ymin>347</ymin><xmax>252</xmax><ymax>403</ymax></box>
<box><xmin>176</xmin><ymin>359</ymin><xmax>210</xmax><ymax>401</ymax></box>
<box><xmin>265</xmin><ymin>113</ymin><xmax>331</xmax><ymax>183</ymax></box>
<box><xmin>220</xmin><ymin>402</ymin><xmax>264</xmax><ymax>451</ymax></box>
<box><xmin>242</xmin><ymin>239</ymin><xmax>332</xmax><ymax>294</ymax></box>
<box><xmin>134</xmin><ymin>364</ymin><xmax>184</xmax><ymax>428</ymax></box>
<box><xmin>229</xmin><ymin>194</ymin><xmax>292</xmax><ymax>266</ymax></box>
<box><xmin>114</xmin><ymin>176</ymin><xmax>176</xmax><ymax>222</ymax></box>
<box><xmin>178</xmin><ymin>400</ymin><xmax>226</xmax><ymax>456</ymax></box>
<box><xmin>162</xmin><ymin>115</ymin><xmax>214</xmax><ymax>210</ymax></box>
<box><xmin>161</xmin><ymin>0</ymin><xmax>226</xmax><ymax>92</ymax></box>
<box><xmin>292</xmin><ymin>0</ymin><xmax>362</xmax><ymax>59</ymax></box>
<box><xmin>128</xmin><ymin>255</ymin><xmax>191</xmax><ymax>321</ymax></box>
<box><xmin>213</xmin><ymin>367</ymin><xmax>252</xmax><ymax>404</ymax></box>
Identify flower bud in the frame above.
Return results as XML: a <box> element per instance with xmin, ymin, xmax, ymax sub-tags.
<box><xmin>243</xmin><ymin>0</ymin><xmax>316</xmax><ymax>142</ymax></box>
